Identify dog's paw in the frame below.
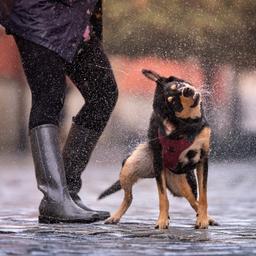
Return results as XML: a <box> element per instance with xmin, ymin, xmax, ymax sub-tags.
<box><xmin>182</xmin><ymin>87</ymin><xmax>195</xmax><ymax>97</ymax></box>
<box><xmin>155</xmin><ymin>218</ymin><xmax>169</xmax><ymax>230</ymax></box>
<box><xmin>195</xmin><ymin>215</ymin><xmax>209</xmax><ymax>229</ymax></box>
<box><xmin>104</xmin><ymin>216</ymin><xmax>120</xmax><ymax>225</ymax></box>
<box><xmin>195</xmin><ymin>215</ymin><xmax>219</xmax><ymax>229</ymax></box>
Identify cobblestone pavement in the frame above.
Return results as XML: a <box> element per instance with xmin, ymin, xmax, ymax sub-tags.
<box><xmin>0</xmin><ymin>156</ymin><xmax>256</xmax><ymax>256</ymax></box>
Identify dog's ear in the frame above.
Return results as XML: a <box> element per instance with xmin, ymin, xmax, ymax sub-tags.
<box><xmin>142</xmin><ymin>69</ymin><xmax>161</xmax><ymax>82</ymax></box>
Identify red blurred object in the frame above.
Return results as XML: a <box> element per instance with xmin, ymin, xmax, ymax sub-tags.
<box><xmin>0</xmin><ymin>27</ymin><xmax>24</xmax><ymax>80</ymax></box>
<box><xmin>0</xmin><ymin>26</ymin><xmax>204</xmax><ymax>93</ymax></box>
<box><xmin>110</xmin><ymin>56</ymin><xmax>204</xmax><ymax>95</ymax></box>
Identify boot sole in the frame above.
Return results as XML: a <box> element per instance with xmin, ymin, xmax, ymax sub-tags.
<box><xmin>73</xmin><ymin>200</ymin><xmax>110</xmax><ymax>220</ymax></box>
<box><xmin>96</xmin><ymin>214</ymin><xmax>110</xmax><ymax>221</ymax></box>
<box><xmin>39</xmin><ymin>215</ymin><xmax>100</xmax><ymax>224</ymax></box>
<box><xmin>77</xmin><ymin>208</ymin><xmax>110</xmax><ymax>221</ymax></box>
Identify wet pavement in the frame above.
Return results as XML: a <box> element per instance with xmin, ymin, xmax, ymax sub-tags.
<box><xmin>0</xmin><ymin>156</ymin><xmax>256</xmax><ymax>256</ymax></box>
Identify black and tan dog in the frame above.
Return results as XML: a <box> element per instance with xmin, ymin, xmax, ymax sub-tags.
<box><xmin>99</xmin><ymin>69</ymin><xmax>217</xmax><ymax>229</ymax></box>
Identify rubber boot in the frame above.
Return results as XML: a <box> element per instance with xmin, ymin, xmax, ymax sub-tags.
<box><xmin>63</xmin><ymin>122</ymin><xmax>110</xmax><ymax>220</ymax></box>
<box><xmin>30</xmin><ymin>124</ymin><xmax>100</xmax><ymax>224</ymax></box>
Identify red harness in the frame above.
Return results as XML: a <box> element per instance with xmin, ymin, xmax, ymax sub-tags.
<box><xmin>158</xmin><ymin>130</ymin><xmax>193</xmax><ymax>171</ymax></box>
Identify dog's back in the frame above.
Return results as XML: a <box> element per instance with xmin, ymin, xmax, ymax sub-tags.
<box><xmin>98</xmin><ymin>143</ymin><xmax>155</xmax><ymax>200</ymax></box>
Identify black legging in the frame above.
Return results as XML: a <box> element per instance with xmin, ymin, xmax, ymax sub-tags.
<box><xmin>15</xmin><ymin>35</ymin><xmax>118</xmax><ymax>131</ymax></box>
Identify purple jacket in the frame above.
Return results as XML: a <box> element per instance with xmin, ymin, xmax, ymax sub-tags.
<box><xmin>0</xmin><ymin>0</ymin><xmax>102</xmax><ymax>62</ymax></box>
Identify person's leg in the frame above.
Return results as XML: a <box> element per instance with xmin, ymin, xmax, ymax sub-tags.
<box><xmin>15</xmin><ymin>38</ymin><xmax>66</xmax><ymax>130</ymax></box>
<box><xmin>15</xmin><ymin>36</ymin><xmax>99</xmax><ymax>223</ymax></box>
<box><xmin>63</xmin><ymin>37</ymin><xmax>118</xmax><ymax>217</ymax></box>
<box><xmin>66</xmin><ymin>37</ymin><xmax>118</xmax><ymax>132</ymax></box>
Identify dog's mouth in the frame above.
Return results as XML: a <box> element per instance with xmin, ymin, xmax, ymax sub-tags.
<box><xmin>164</xmin><ymin>83</ymin><xmax>201</xmax><ymax>113</ymax></box>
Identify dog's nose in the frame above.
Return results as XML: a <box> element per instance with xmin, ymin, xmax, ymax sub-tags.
<box><xmin>182</xmin><ymin>87</ymin><xmax>195</xmax><ymax>97</ymax></box>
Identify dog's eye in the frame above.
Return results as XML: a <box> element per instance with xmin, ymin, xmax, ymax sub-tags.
<box><xmin>167</xmin><ymin>96</ymin><xmax>173</xmax><ymax>103</ymax></box>
<box><xmin>171</xmin><ymin>84</ymin><xmax>177</xmax><ymax>90</ymax></box>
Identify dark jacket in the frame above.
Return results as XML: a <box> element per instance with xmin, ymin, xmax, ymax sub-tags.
<box><xmin>0</xmin><ymin>0</ymin><xmax>102</xmax><ymax>62</ymax></box>
<box><xmin>0</xmin><ymin>1</ymin><xmax>14</xmax><ymax>23</ymax></box>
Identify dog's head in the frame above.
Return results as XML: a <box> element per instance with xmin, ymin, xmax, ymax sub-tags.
<box><xmin>142</xmin><ymin>69</ymin><xmax>202</xmax><ymax>120</ymax></box>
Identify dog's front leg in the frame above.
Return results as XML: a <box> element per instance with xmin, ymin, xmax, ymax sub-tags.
<box><xmin>195</xmin><ymin>158</ymin><xmax>209</xmax><ymax>229</ymax></box>
<box><xmin>155</xmin><ymin>170</ymin><xmax>169</xmax><ymax>229</ymax></box>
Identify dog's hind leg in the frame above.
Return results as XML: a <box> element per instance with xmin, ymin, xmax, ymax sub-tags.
<box><xmin>105</xmin><ymin>143</ymin><xmax>154</xmax><ymax>224</ymax></box>
<box><xmin>184</xmin><ymin>171</ymin><xmax>199</xmax><ymax>213</ymax></box>
<box><xmin>155</xmin><ymin>170</ymin><xmax>169</xmax><ymax>229</ymax></box>
<box><xmin>104</xmin><ymin>164</ymin><xmax>135</xmax><ymax>224</ymax></box>
<box><xmin>104</xmin><ymin>187</ymin><xmax>133</xmax><ymax>224</ymax></box>
<box><xmin>166</xmin><ymin>172</ymin><xmax>198</xmax><ymax>212</ymax></box>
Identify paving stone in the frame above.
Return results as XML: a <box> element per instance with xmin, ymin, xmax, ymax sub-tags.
<box><xmin>0</xmin><ymin>160</ymin><xmax>255</xmax><ymax>255</ymax></box>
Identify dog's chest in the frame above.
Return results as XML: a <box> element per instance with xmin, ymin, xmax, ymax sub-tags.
<box><xmin>158</xmin><ymin>131</ymin><xmax>193</xmax><ymax>171</ymax></box>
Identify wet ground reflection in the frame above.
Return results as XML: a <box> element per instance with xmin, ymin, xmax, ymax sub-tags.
<box><xmin>0</xmin><ymin>159</ymin><xmax>255</xmax><ymax>255</ymax></box>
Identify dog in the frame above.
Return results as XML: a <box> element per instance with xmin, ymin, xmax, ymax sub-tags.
<box><xmin>99</xmin><ymin>69</ymin><xmax>217</xmax><ymax>229</ymax></box>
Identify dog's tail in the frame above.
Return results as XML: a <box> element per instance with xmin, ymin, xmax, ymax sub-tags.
<box><xmin>98</xmin><ymin>180</ymin><xmax>121</xmax><ymax>200</ymax></box>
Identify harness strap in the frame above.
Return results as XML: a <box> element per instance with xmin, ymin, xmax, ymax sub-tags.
<box><xmin>158</xmin><ymin>129</ymin><xmax>193</xmax><ymax>171</ymax></box>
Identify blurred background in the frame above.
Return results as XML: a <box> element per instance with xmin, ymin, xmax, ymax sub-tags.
<box><xmin>0</xmin><ymin>0</ymin><xmax>256</xmax><ymax>167</ymax></box>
